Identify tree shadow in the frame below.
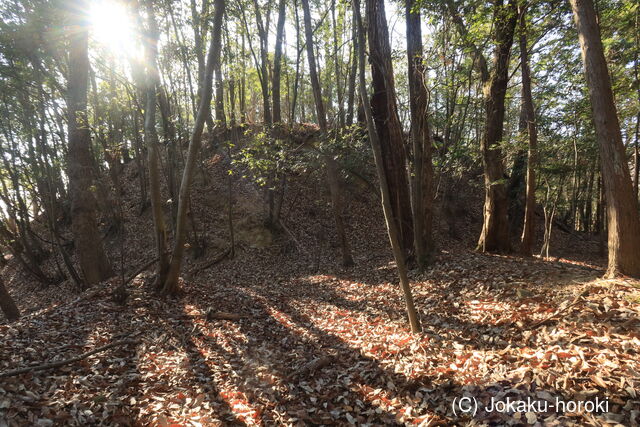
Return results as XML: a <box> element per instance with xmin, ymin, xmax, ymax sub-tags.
<box><xmin>175</xmin><ymin>277</ymin><xmax>631</xmax><ymax>425</ymax></box>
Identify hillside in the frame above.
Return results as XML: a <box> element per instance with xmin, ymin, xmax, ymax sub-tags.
<box><xmin>1</xmin><ymin>138</ymin><xmax>639</xmax><ymax>426</ymax></box>
<box><xmin>2</xmin><ymin>0</ymin><xmax>640</xmax><ymax>424</ymax></box>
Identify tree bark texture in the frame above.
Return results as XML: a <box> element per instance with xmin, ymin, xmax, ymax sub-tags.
<box><xmin>66</xmin><ymin>0</ymin><xmax>113</xmax><ymax>287</ymax></box>
<box><xmin>570</xmin><ymin>0</ymin><xmax>640</xmax><ymax>277</ymax></box>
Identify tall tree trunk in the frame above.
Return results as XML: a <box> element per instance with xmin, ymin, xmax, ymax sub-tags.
<box><xmin>570</xmin><ymin>119</ymin><xmax>580</xmax><ymax>228</ymax></box>
<box><xmin>570</xmin><ymin>0</ymin><xmax>640</xmax><ymax>278</ymax></box>
<box><xmin>272</xmin><ymin>0</ymin><xmax>287</xmax><ymax>124</ymax></box>
<box><xmin>168</xmin><ymin>5</ymin><xmax>197</xmax><ymax>117</ymax></box>
<box><xmin>190</xmin><ymin>0</ymin><xmax>214</xmax><ymax>133</ymax></box>
<box><xmin>634</xmin><ymin>6</ymin><xmax>639</xmax><ymax>201</ymax></box>
<box><xmin>66</xmin><ymin>0</ymin><xmax>113</xmax><ymax>287</ymax></box>
<box><xmin>301</xmin><ymin>0</ymin><xmax>354</xmax><ymax>267</ymax></box>
<box><xmin>633</xmin><ymin>125</ymin><xmax>640</xmax><ymax>202</ymax></box>
<box><xmin>519</xmin><ymin>6</ymin><xmax>538</xmax><ymax>257</ymax></box>
<box><xmin>406</xmin><ymin>0</ymin><xmax>434</xmax><ymax>269</ymax></box>
<box><xmin>215</xmin><ymin>66</ymin><xmax>226</xmax><ymax>127</ymax></box>
<box><xmin>161</xmin><ymin>0</ymin><xmax>226</xmax><ymax>295</ymax></box>
<box><xmin>331</xmin><ymin>1</ymin><xmax>345</xmax><ymax>127</ymax></box>
<box><xmin>143</xmin><ymin>2</ymin><xmax>171</xmax><ymax>289</ymax></box>
<box><xmin>290</xmin><ymin>1</ymin><xmax>302</xmax><ymax>124</ymax></box>
<box><xmin>366</xmin><ymin>0</ymin><xmax>414</xmax><ymax>259</ymax></box>
<box><xmin>131</xmin><ymin>106</ymin><xmax>148</xmax><ymax>208</ymax></box>
<box><xmin>353</xmin><ymin>0</ymin><xmax>420</xmax><ymax>332</ymax></box>
<box><xmin>301</xmin><ymin>0</ymin><xmax>327</xmax><ymax>132</ymax></box>
<box><xmin>0</xmin><ymin>276</ymin><xmax>20</xmax><ymax>322</ymax></box>
<box><xmin>584</xmin><ymin>158</ymin><xmax>596</xmax><ymax>232</ymax></box>
<box><xmin>475</xmin><ymin>0</ymin><xmax>517</xmax><ymax>253</ymax></box>
<box><xmin>157</xmin><ymin>89</ymin><xmax>179</xmax><ymax>229</ymax></box>
<box><xmin>253</xmin><ymin>0</ymin><xmax>272</xmax><ymax>125</ymax></box>
<box><xmin>214</xmin><ymin>19</ymin><xmax>226</xmax><ymax>128</ymax></box>
<box><xmin>634</xmin><ymin>120</ymin><xmax>639</xmax><ymax>200</ymax></box>
<box><xmin>240</xmin><ymin>31</ymin><xmax>247</xmax><ymax>124</ymax></box>
<box><xmin>445</xmin><ymin>0</ymin><xmax>516</xmax><ymax>254</ymax></box>
<box><xmin>345</xmin><ymin>13</ymin><xmax>358</xmax><ymax>127</ymax></box>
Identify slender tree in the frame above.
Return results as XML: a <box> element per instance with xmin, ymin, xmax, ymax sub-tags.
<box><xmin>215</xmin><ymin>67</ymin><xmax>226</xmax><ymax>127</ymax></box>
<box><xmin>252</xmin><ymin>0</ymin><xmax>272</xmax><ymax>125</ymax></box>
<box><xmin>301</xmin><ymin>0</ymin><xmax>354</xmax><ymax>267</ymax></box>
<box><xmin>345</xmin><ymin>14</ymin><xmax>358</xmax><ymax>127</ymax></box>
<box><xmin>143</xmin><ymin>1</ymin><xmax>170</xmax><ymax>288</ymax></box>
<box><xmin>406</xmin><ymin>0</ymin><xmax>434</xmax><ymax>269</ymax></box>
<box><xmin>161</xmin><ymin>0</ymin><xmax>226</xmax><ymax>295</ymax></box>
<box><xmin>354</xmin><ymin>0</ymin><xmax>420</xmax><ymax>332</ymax></box>
<box><xmin>272</xmin><ymin>0</ymin><xmax>287</xmax><ymax>124</ymax></box>
<box><xmin>190</xmin><ymin>0</ymin><xmax>214</xmax><ymax>132</ymax></box>
<box><xmin>519</xmin><ymin>5</ymin><xmax>539</xmax><ymax>256</ymax></box>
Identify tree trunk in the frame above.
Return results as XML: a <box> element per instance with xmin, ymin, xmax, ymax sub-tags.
<box><xmin>345</xmin><ymin>14</ymin><xmax>358</xmax><ymax>127</ymax></box>
<box><xmin>570</xmin><ymin>0</ymin><xmax>640</xmax><ymax>278</ymax></box>
<box><xmin>190</xmin><ymin>0</ymin><xmax>214</xmax><ymax>133</ymax></box>
<box><xmin>406</xmin><ymin>0</ymin><xmax>434</xmax><ymax>269</ymax></box>
<box><xmin>161</xmin><ymin>0</ymin><xmax>226</xmax><ymax>295</ymax></box>
<box><xmin>214</xmin><ymin>15</ymin><xmax>226</xmax><ymax>128</ymax></box>
<box><xmin>540</xmin><ymin>180</ymin><xmax>563</xmax><ymax>259</ymax></box>
<box><xmin>143</xmin><ymin>2</ymin><xmax>171</xmax><ymax>289</ymax></box>
<box><xmin>253</xmin><ymin>0</ymin><xmax>272</xmax><ymax>125</ymax></box>
<box><xmin>508</xmin><ymin>148</ymin><xmax>526</xmax><ymax>229</ymax></box>
<box><xmin>240</xmin><ymin>32</ymin><xmax>247</xmax><ymax>124</ymax></box>
<box><xmin>366</xmin><ymin>0</ymin><xmax>414</xmax><ymax>259</ymax></box>
<box><xmin>331</xmin><ymin>1</ymin><xmax>345</xmax><ymax>127</ymax></box>
<box><xmin>215</xmin><ymin>65</ymin><xmax>226</xmax><ymax>127</ymax></box>
<box><xmin>634</xmin><ymin>6</ymin><xmax>639</xmax><ymax>201</ymax></box>
<box><xmin>570</xmin><ymin>121</ymin><xmax>580</xmax><ymax>228</ymax></box>
<box><xmin>0</xmin><ymin>276</ymin><xmax>20</xmax><ymax>322</ymax></box>
<box><xmin>445</xmin><ymin>0</ymin><xmax>515</xmax><ymax>254</ymax></box>
<box><xmin>353</xmin><ymin>0</ymin><xmax>420</xmax><ymax>332</ymax></box>
<box><xmin>634</xmin><ymin>124</ymin><xmax>639</xmax><ymax>200</ymax></box>
<box><xmin>157</xmin><ymin>89</ymin><xmax>179</xmax><ymax>229</ymax></box>
<box><xmin>475</xmin><ymin>0</ymin><xmax>517</xmax><ymax>253</ymax></box>
<box><xmin>519</xmin><ymin>6</ymin><xmax>538</xmax><ymax>257</ymax></box>
<box><xmin>66</xmin><ymin>0</ymin><xmax>113</xmax><ymax>287</ymax></box>
<box><xmin>584</xmin><ymin>159</ymin><xmax>595</xmax><ymax>232</ymax></box>
<box><xmin>301</xmin><ymin>0</ymin><xmax>354</xmax><ymax>267</ymax></box>
<box><xmin>301</xmin><ymin>0</ymin><xmax>327</xmax><ymax>131</ymax></box>
<box><xmin>272</xmin><ymin>0</ymin><xmax>287</xmax><ymax>124</ymax></box>
<box><xmin>290</xmin><ymin>2</ymin><xmax>302</xmax><ymax>123</ymax></box>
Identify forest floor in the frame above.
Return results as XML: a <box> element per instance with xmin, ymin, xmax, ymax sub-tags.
<box><xmin>1</xmin><ymin>144</ymin><xmax>639</xmax><ymax>426</ymax></box>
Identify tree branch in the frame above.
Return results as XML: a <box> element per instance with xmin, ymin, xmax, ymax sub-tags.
<box><xmin>0</xmin><ymin>338</ymin><xmax>140</xmax><ymax>378</ymax></box>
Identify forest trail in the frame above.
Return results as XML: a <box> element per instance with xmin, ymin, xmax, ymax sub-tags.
<box><xmin>1</xmin><ymin>155</ymin><xmax>638</xmax><ymax>425</ymax></box>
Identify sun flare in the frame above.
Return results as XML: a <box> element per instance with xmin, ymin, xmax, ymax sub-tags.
<box><xmin>89</xmin><ymin>0</ymin><xmax>137</xmax><ymax>58</ymax></box>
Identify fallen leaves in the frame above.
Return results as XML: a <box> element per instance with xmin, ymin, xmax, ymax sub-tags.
<box><xmin>1</xmin><ymin>161</ymin><xmax>639</xmax><ymax>426</ymax></box>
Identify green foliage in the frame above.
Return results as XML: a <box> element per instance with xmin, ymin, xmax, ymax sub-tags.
<box><xmin>233</xmin><ymin>130</ymin><xmax>309</xmax><ymax>189</ymax></box>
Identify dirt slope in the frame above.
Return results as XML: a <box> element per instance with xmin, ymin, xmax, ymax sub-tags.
<box><xmin>1</xmin><ymin>139</ymin><xmax>638</xmax><ymax>426</ymax></box>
